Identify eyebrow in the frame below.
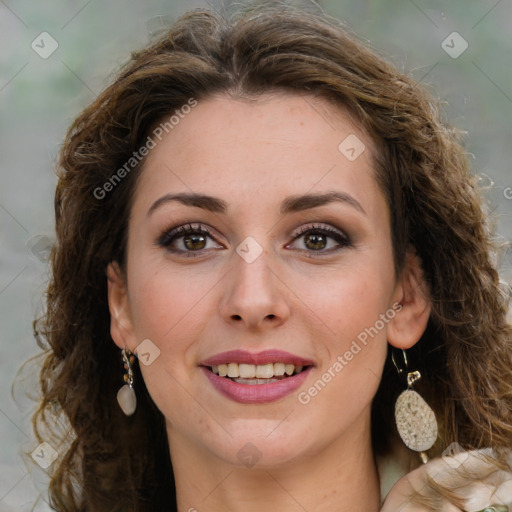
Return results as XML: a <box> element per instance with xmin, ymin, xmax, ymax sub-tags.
<box><xmin>147</xmin><ymin>191</ymin><xmax>366</xmax><ymax>217</ymax></box>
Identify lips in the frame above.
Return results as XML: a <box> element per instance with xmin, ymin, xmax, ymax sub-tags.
<box><xmin>200</xmin><ymin>349</ymin><xmax>314</xmax><ymax>367</ymax></box>
<box><xmin>200</xmin><ymin>349</ymin><xmax>314</xmax><ymax>404</ymax></box>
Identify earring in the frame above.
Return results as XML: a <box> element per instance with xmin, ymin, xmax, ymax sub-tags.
<box><xmin>392</xmin><ymin>349</ymin><xmax>438</xmax><ymax>464</ymax></box>
<box><xmin>117</xmin><ymin>348</ymin><xmax>137</xmax><ymax>416</ymax></box>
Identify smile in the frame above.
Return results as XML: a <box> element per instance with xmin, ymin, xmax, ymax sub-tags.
<box><xmin>209</xmin><ymin>362</ymin><xmax>307</xmax><ymax>383</ymax></box>
<box><xmin>200</xmin><ymin>350</ymin><xmax>314</xmax><ymax>403</ymax></box>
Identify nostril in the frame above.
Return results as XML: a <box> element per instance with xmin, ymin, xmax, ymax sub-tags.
<box><xmin>265</xmin><ymin>314</ymin><xmax>275</xmax><ymax>320</ymax></box>
<box><xmin>232</xmin><ymin>314</ymin><xmax>242</xmax><ymax>321</ymax></box>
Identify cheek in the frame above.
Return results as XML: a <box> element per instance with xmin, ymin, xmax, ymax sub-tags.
<box><xmin>294</xmin><ymin>261</ymin><xmax>395</xmax><ymax>347</ymax></box>
<box><xmin>296</xmin><ymin>302</ymin><xmax>389</xmax><ymax>436</ymax></box>
<box><xmin>127</xmin><ymin>264</ymin><xmax>213</xmax><ymax>421</ymax></box>
<box><xmin>293</xmin><ymin>260</ymin><xmax>393</xmax><ymax>407</ymax></box>
<box><xmin>127</xmin><ymin>259</ymin><xmax>218</xmax><ymax>342</ymax></box>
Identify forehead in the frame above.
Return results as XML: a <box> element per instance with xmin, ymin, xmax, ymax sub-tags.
<box><xmin>132</xmin><ymin>93</ymin><xmax>383</xmax><ymax>218</ymax></box>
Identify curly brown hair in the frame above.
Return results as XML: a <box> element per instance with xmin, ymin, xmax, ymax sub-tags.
<box><xmin>31</xmin><ymin>3</ymin><xmax>512</xmax><ymax>511</ymax></box>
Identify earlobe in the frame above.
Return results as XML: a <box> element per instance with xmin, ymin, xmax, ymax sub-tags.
<box><xmin>387</xmin><ymin>249</ymin><xmax>431</xmax><ymax>350</ymax></box>
<box><xmin>107</xmin><ymin>262</ymin><xmax>135</xmax><ymax>350</ymax></box>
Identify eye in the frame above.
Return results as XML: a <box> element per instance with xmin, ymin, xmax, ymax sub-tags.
<box><xmin>287</xmin><ymin>224</ymin><xmax>352</xmax><ymax>253</ymax></box>
<box><xmin>156</xmin><ymin>223</ymin><xmax>223</xmax><ymax>254</ymax></box>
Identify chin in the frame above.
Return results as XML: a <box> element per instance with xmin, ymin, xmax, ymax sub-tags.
<box><xmin>203</xmin><ymin>419</ymin><xmax>318</xmax><ymax>469</ymax></box>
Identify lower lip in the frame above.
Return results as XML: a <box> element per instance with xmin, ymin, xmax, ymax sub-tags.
<box><xmin>201</xmin><ymin>366</ymin><xmax>312</xmax><ymax>404</ymax></box>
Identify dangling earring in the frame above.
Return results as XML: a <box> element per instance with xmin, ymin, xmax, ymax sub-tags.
<box><xmin>117</xmin><ymin>348</ymin><xmax>137</xmax><ymax>416</ymax></box>
<box><xmin>392</xmin><ymin>349</ymin><xmax>438</xmax><ymax>464</ymax></box>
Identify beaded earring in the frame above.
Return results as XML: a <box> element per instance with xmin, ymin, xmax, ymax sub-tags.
<box><xmin>117</xmin><ymin>348</ymin><xmax>137</xmax><ymax>416</ymax></box>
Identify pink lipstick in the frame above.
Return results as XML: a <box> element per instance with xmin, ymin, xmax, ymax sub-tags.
<box><xmin>200</xmin><ymin>349</ymin><xmax>314</xmax><ymax>404</ymax></box>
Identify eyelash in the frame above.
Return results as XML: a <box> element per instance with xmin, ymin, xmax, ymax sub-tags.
<box><xmin>156</xmin><ymin>223</ymin><xmax>215</xmax><ymax>257</ymax></box>
<box><xmin>156</xmin><ymin>222</ymin><xmax>352</xmax><ymax>256</ymax></box>
<box><xmin>291</xmin><ymin>224</ymin><xmax>352</xmax><ymax>253</ymax></box>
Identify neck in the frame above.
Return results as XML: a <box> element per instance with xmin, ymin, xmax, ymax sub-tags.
<box><xmin>168</xmin><ymin>415</ymin><xmax>381</xmax><ymax>512</ymax></box>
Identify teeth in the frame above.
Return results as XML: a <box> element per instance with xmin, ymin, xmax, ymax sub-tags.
<box><xmin>210</xmin><ymin>362</ymin><xmax>307</xmax><ymax>378</ymax></box>
<box><xmin>233</xmin><ymin>378</ymin><xmax>280</xmax><ymax>385</ymax></box>
<box><xmin>273</xmin><ymin>363</ymin><xmax>285</xmax><ymax>376</ymax></box>
<box><xmin>227</xmin><ymin>363</ymin><xmax>239</xmax><ymax>378</ymax></box>
<box><xmin>233</xmin><ymin>379</ymin><xmax>279</xmax><ymax>385</ymax></box>
<box><xmin>239</xmin><ymin>364</ymin><xmax>256</xmax><ymax>378</ymax></box>
<box><xmin>256</xmin><ymin>363</ymin><xmax>274</xmax><ymax>379</ymax></box>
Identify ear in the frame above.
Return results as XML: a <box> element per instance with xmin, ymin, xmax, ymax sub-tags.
<box><xmin>107</xmin><ymin>261</ymin><xmax>136</xmax><ymax>351</ymax></box>
<box><xmin>387</xmin><ymin>248</ymin><xmax>431</xmax><ymax>350</ymax></box>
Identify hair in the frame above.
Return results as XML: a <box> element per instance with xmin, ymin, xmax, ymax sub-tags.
<box><xmin>30</xmin><ymin>2</ymin><xmax>512</xmax><ymax>511</ymax></box>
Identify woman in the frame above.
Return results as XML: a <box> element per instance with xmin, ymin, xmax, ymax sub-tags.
<box><xmin>32</xmin><ymin>3</ymin><xmax>512</xmax><ymax>511</ymax></box>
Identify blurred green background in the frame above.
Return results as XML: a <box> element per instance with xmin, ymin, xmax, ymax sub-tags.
<box><xmin>1</xmin><ymin>1</ymin><xmax>511</xmax><ymax>509</ymax></box>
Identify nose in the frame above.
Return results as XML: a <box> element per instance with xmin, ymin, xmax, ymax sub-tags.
<box><xmin>219</xmin><ymin>249</ymin><xmax>291</xmax><ymax>331</ymax></box>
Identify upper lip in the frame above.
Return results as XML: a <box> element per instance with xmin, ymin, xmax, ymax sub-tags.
<box><xmin>200</xmin><ymin>349</ymin><xmax>315</xmax><ymax>367</ymax></box>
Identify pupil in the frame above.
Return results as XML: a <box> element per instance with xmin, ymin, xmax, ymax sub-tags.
<box><xmin>184</xmin><ymin>234</ymin><xmax>206</xmax><ymax>250</ymax></box>
<box><xmin>305</xmin><ymin>234</ymin><xmax>326</xmax><ymax>250</ymax></box>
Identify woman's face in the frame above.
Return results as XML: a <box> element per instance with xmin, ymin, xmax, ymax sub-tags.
<box><xmin>109</xmin><ymin>93</ymin><xmax>424</xmax><ymax>469</ymax></box>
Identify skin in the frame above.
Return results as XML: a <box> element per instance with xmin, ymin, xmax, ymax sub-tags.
<box><xmin>380</xmin><ymin>451</ymin><xmax>512</xmax><ymax>511</ymax></box>
<box><xmin>108</xmin><ymin>93</ymin><xmax>431</xmax><ymax>512</ymax></box>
